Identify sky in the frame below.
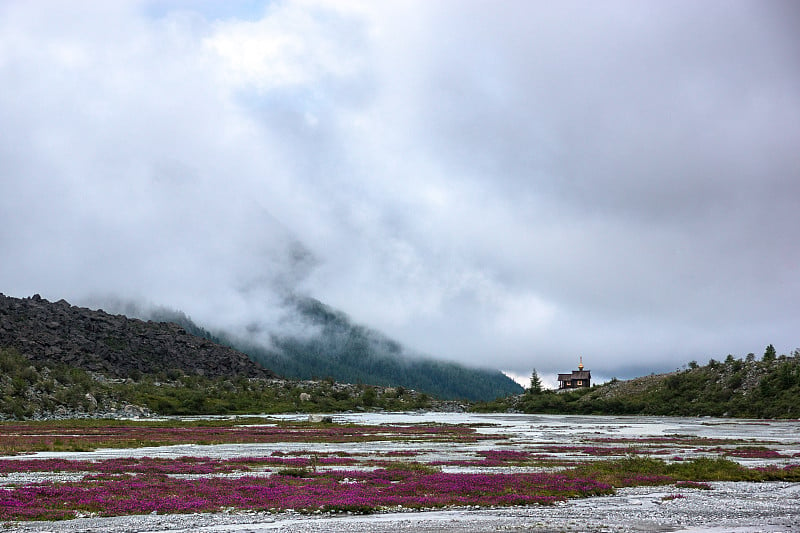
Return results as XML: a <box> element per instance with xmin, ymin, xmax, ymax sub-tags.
<box><xmin>1</xmin><ymin>1</ymin><xmax>798</xmax><ymax>388</ymax></box>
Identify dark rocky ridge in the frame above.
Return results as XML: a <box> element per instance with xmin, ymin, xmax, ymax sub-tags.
<box><xmin>0</xmin><ymin>293</ymin><xmax>275</xmax><ymax>379</ymax></box>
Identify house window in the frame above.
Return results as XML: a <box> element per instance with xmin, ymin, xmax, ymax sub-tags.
<box><xmin>577</xmin><ymin>380</ymin><xmax>582</xmax><ymax>386</ymax></box>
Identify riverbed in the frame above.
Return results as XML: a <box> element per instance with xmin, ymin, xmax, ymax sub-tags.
<box><xmin>5</xmin><ymin>413</ymin><xmax>800</xmax><ymax>532</ymax></box>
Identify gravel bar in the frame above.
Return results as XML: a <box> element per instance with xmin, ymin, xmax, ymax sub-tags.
<box><xmin>9</xmin><ymin>481</ymin><xmax>799</xmax><ymax>533</ymax></box>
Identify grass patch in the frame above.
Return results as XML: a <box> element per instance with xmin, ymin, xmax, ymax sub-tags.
<box><xmin>668</xmin><ymin>456</ymin><xmax>758</xmax><ymax>482</ymax></box>
<box><xmin>573</xmin><ymin>455</ymin><xmax>799</xmax><ymax>486</ymax></box>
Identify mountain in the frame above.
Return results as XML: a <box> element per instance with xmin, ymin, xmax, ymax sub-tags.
<box><xmin>0</xmin><ymin>293</ymin><xmax>273</xmax><ymax>379</ymax></box>
<box><xmin>478</xmin><ymin>348</ymin><xmax>800</xmax><ymax>418</ymax></box>
<box><xmin>1</xmin><ymin>291</ymin><xmax>522</xmax><ymax>402</ymax></box>
<box><xmin>150</xmin><ymin>296</ymin><xmax>524</xmax><ymax>402</ymax></box>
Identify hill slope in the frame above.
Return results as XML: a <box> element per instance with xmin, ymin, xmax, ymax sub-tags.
<box><xmin>150</xmin><ymin>296</ymin><xmax>523</xmax><ymax>402</ymax></box>
<box><xmin>0</xmin><ymin>293</ymin><xmax>273</xmax><ymax>379</ymax></box>
<box><xmin>478</xmin><ymin>349</ymin><xmax>800</xmax><ymax>418</ymax></box>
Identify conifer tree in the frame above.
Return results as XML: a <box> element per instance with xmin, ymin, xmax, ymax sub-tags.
<box><xmin>528</xmin><ymin>369</ymin><xmax>543</xmax><ymax>394</ymax></box>
<box><xmin>763</xmin><ymin>344</ymin><xmax>777</xmax><ymax>362</ymax></box>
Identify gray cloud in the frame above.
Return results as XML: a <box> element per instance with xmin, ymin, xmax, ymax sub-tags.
<box><xmin>1</xmin><ymin>1</ymin><xmax>798</xmax><ymax>385</ymax></box>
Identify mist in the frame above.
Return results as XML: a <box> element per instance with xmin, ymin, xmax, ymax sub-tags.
<box><xmin>1</xmin><ymin>1</ymin><xmax>798</xmax><ymax>382</ymax></box>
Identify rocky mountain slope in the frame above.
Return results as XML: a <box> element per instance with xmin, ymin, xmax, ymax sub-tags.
<box><xmin>0</xmin><ymin>293</ymin><xmax>273</xmax><ymax>379</ymax></box>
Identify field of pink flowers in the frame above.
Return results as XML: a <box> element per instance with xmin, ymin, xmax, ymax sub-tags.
<box><xmin>0</xmin><ymin>420</ymin><xmax>489</xmax><ymax>454</ymax></box>
<box><xmin>0</xmin><ymin>466</ymin><xmax>614</xmax><ymax>521</ymax></box>
<box><xmin>1</xmin><ymin>416</ymin><xmax>799</xmax><ymax>522</ymax></box>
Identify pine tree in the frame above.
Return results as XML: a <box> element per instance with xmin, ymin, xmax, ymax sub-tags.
<box><xmin>763</xmin><ymin>344</ymin><xmax>777</xmax><ymax>362</ymax></box>
<box><xmin>528</xmin><ymin>369</ymin><xmax>543</xmax><ymax>394</ymax></box>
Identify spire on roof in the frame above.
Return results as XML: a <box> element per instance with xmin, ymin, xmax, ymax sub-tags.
<box><xmin>578</xmin><ymin>356</ymin><xmax>584</xmax><ymax>371</ymax></box>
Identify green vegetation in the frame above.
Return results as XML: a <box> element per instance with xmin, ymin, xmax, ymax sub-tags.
<box><xmin>0</xmin><ymin>347</ymin><xmax>431</xmax><ymax>420</ymax></box>
<box><xmin>120</xmin><ymin>376</ymin><xmax>431</xmax><ymax>415</ymax></box>
<box><xmin>574</xmin><ymin>455</ymin><xmax>800</xmax><ymax>485</ymax></box>
<box><xmin>158</xmin><ymin>297</ymin><xmax>523</xmax><ymax>402</ymax></box>
<box><xmin>0</xmin><ymin>348</ymin><xmax>98</xmax><ymax>419</ymax></box>
<box><xmin>528</xmin><ymin>369</ymin><xmax>543</xmax><ymax>394</ymax></box>
<box><xmin>475</xmin><ymin>345</ymin><xmax>800</xmax><ymax>418</ymax></box>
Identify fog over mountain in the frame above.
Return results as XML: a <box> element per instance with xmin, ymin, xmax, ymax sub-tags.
<box><xmin>1</xmin><ymin>1</ymin><xmax>798</xmax><ymax>386</ymax></box>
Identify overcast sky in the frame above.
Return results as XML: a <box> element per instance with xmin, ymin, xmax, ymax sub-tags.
<box><xmin>1</xmin><ymin>1</ymin><xmax>798</xmax><ymax>387</ymax></box>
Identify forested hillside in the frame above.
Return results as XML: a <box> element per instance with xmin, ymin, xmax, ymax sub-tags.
<box><xmin>476</xmin><ymin>345</ymin><xmax>800</xmax><ymax>418</ymax></box>
<box><xmin>155</xmin><ymin>297</ymin><xmax>523</xmax><ymax>402</ymax></box>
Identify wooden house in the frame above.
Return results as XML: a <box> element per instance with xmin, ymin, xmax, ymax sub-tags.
<box><xmin>557</xmin><ymin>357</ymin><xmax>591</xmax><ymax>390</ymax></box>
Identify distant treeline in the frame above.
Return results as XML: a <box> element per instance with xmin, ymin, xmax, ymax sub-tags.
<box><xmin>475</xmin><ymin>345</ymin><xmax>800</xmax><ymax>418</ymax></box>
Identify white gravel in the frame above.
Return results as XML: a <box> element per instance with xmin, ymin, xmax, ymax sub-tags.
<box><xmin>9</xmin><ymin>482</ymin><xmax>800</xmax><ymax>532</ymax></box>
<box><xmin>4</xmin><ymin>413</ymin><xmax>800</xmax><ymax>532</ymax></box>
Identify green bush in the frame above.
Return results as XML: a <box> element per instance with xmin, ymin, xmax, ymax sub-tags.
<box><xmin>668</xmin><ymin>457</ymin><xmax>756</xmax><ymax>482</ymax></box>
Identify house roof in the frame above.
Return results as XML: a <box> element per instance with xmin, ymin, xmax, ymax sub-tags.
<box><xmin>558</xmin><ymin>370</ymin><xmax>591</xmax><ymax>381</ymax></box>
